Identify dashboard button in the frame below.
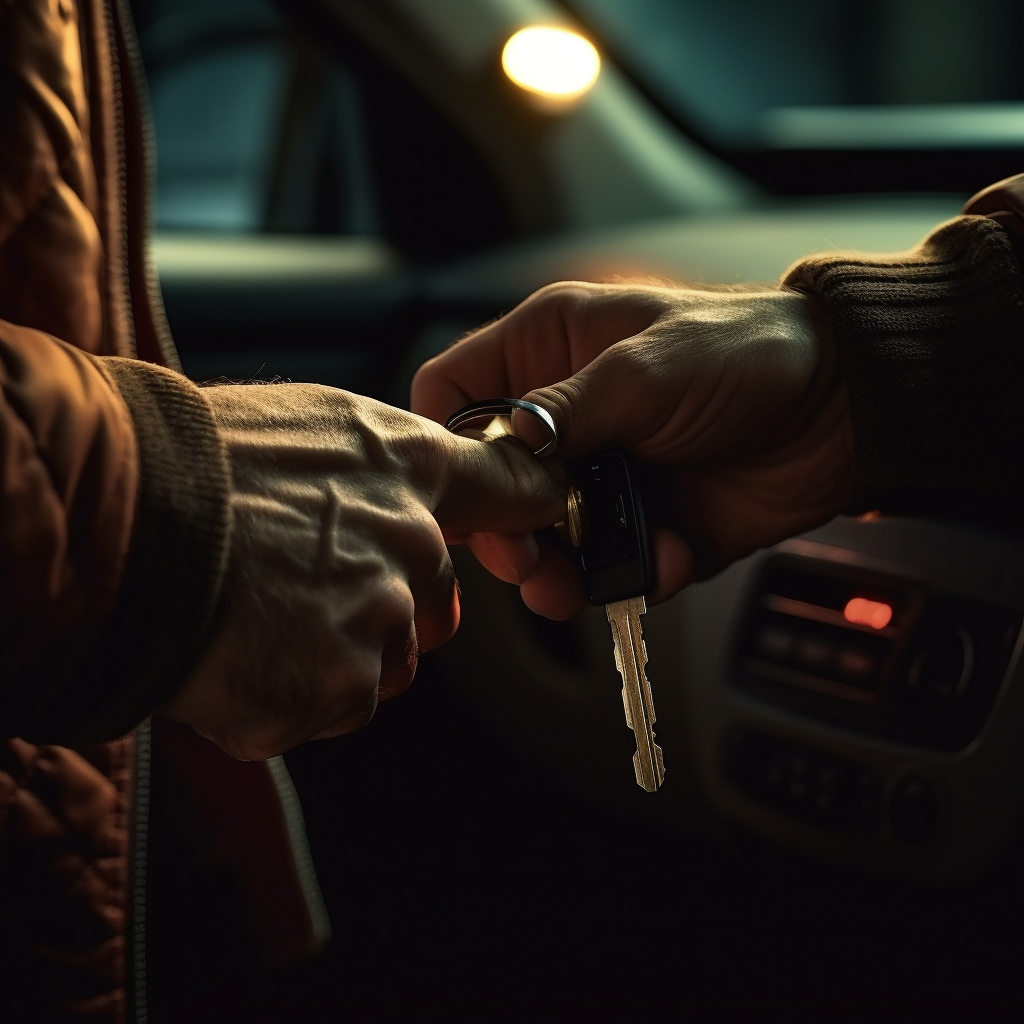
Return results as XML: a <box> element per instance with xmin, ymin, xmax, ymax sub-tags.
<box><xmin>724</xmin><ymin>731</ymin><xmax>880</xmax><ymax>835</ymax></box>
<box><xmin>836</xmin><ymin>647</ymin><xmax>876</xmax><ymax>680</ymax></box>
<box><xmin>755</xmin><ymin>625</ymin><xmax>795</xmax><ymax>660</ymax></box>
<box><xmin>794</xmin><ymin>636</ymin><xmax>834</xmax><ymax>670</ymax></box>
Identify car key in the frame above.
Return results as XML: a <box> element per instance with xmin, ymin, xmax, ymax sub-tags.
<box><xmin>443</xmin><ymin>401</ymin><xmax>664</xmax><ymax>792</ymax></box>
<box><xmin>565</xmin><ymin>451</ymin><xmax>665</xmax><ymax>793</ymax></box>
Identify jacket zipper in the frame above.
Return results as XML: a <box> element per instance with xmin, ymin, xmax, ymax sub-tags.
<box><xmin>112</xmin><ymin>0</ymin><xmax>182</xmax><ymax>371</ymax></box>
<box><xmin>99</xmin><ymin>0</ymin><xmax>134</xmax><ymax>359</ymax></box>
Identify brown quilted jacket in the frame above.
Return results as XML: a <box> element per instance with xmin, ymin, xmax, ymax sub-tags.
<box><xmin>0</xmin><ymin>2</ymin><xmax>326</xmax><ymax>1020</ymax></box>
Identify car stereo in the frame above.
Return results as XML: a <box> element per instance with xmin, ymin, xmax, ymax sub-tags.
<box><xmin>662</xmin><ymin>515</ymin><xmax>1024</xmax><ymax>881</ymax></box>
<box><xmin>733</xmin><ymin>557</ymin><xmax>1020</xmax><ymax>753</ymax></box>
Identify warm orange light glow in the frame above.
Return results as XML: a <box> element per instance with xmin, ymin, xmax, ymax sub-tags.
<box><xmin>843</xmin><ymin>597</ymin><xmax>893</xmax><ymax>630</ymax></box>
<box><xmin>502</xmin><ymin>26</ymin><xmax>601</xmax><ymax>101</ymax></box>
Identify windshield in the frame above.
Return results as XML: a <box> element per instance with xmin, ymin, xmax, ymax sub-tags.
<box><xmin>569</xmin><ymin>0</ymin><xmax>1024</xmax><ymax>154</ymax></box>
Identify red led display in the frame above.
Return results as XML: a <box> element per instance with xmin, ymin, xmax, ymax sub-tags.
<box><xmin>843</xmin><ymin>597</ymin><xmax>893</xmax><ymax>630</ymax></box>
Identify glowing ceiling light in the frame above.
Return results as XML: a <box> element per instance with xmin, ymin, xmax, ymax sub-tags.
<box><xmin>501</xmin><ymin>26</ymin><xmax>601</xmax><ymax>102</ymax></box>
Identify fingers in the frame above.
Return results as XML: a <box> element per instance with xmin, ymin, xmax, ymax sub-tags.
<box><xmin>465</xmin><ymin>531</ymin><xmax>541</xmax><ymax>585</ymax></box>
<box><xmin>433</xmin><ymin>434</ymin><xmax>567</xmax><ymax>534</ymax></box>
<box><xmin>409</xmin><ymin>549</ymin><xmax>461</xmax><ymax>654</ymax></box>
<box><xmin>420</xmin><ymin>325</ymin><xmax>674</xmax><ymax>465</ymax></box>
<box><xmin>368</xmin><ymin>498</ymin><xmax>460</xmax><ymax>655</ymax></box>
<box><xmin>305</xmin><ymin>599</ymin><xmax>426</xmax><ymax>739</ymax></box>
<box><xmin>507</xmin><ymin>527</ymin><xmax>694</xmax><ymax>619</ymax></box>
<box><xmin>519</xmin><ymin>544</ymin><xmax>588</xmax><ymax>619</ymax></box>
<box><xmin>378</xmin><ymin>623</ymin><xmax>422</xmax><ymax>701</ymax></box>
<box><xmin>410</xmin><ymin>281</ymin><xmax>666</xmax><ymax>425</ymax></box>
<box><xmin>411</xmin><ymin>326</ymin><xmax>520</xmax><ymax>427</ymax></box>
<box><xmin>410</xmin><ymin>284</ymin><xmax>579</xmax><ymax>425</ymax></box>
<box><xmin>163</xmin><ymin>524</ymin><xmax>457</xmax><ymax>758</ymax></box>
<box><xmin>517</xmin><ymin>343</ymin><xmax>670</xmax><ymax>460</ymax></box>
<box><xmin>647</xmin><ymin>528</ymin><xmax>697</xmax><ymax>603</ymax></box>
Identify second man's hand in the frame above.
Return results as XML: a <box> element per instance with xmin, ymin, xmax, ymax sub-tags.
<box><xmin>411</xmin><ymin>280</ymin><xmax>854</xmax><ymax>619</ymax></box>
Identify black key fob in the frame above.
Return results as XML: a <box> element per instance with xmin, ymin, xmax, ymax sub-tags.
<box><xmin>566</xmin><ymin>451</ymin><xmax>655</xmax><ymax>606</ymax></box>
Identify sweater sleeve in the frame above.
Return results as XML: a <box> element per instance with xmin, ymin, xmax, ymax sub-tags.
<box><xmin>781</xmin><ymin>212</ymin><xmax>1024</xmax><ymax>525</ymax></box>
<box><xmin>0</xmin><ymin>323</ymin><xmax>231</xmax><ymax>744</ymax></box>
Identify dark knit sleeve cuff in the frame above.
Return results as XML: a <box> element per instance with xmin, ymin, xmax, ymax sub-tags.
<box><xmin>47</xmin><ymin>359</ymin><xmax>231</xmax><ymax>744</ymax></box>
<box><xmin>782</xmin><ymin>215</ymin><xmax>1024</xmax><ymax>523</ymax></box>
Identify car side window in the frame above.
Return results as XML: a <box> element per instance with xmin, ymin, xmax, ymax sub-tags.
<box><xmin>132</xmin><ymin>0</ymin><xmax>510</xmax><ymax>258</ymax></box>
<box><xmin>137</xmin><ymin>0</ymin><xmax>379</xmax><ymax>237</ymax></box>
<box><xmin>150</xmin><ymin>40</ymin><xmax>290</xmax><ymax>231</ymax></box>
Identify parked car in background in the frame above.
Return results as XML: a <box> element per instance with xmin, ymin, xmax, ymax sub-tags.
<box><xmin>132</xmin><ymin>0</ymin><xmax>1024</xmax><ymax>1015</ymax></box>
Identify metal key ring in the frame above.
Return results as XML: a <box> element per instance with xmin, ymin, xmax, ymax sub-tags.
<box><xmin>444</xmin><ymin>398</ymin><xmax>559</xmax><ymax>458</ymax></box>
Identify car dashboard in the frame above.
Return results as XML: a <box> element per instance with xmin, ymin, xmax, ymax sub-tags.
<box><xmin>674</xmin><ymin>515</ymin><xmax>1024</xmax><ymax>883</ymax></box>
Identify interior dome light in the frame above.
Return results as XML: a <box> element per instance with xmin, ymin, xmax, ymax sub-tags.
<box><xmin>501</xmin><ymin>26</ymin><xmax>600</xmax><ymax>102</ymax></box>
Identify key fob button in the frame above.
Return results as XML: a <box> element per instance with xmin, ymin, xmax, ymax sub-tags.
<box><xmin>569</xmin><ymin>451</ymin><xmax>654</xmax><ymax>605</ymax></box>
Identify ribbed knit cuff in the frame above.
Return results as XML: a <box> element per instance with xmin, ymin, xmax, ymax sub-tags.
<box><xmin>27</xmin><ymin>360</ymin><xmax>232</xmax><ymax>744</ymax></box>
<box><xmin>782</xmin><ymin>215</ymin><xmax>1024</xmax><ymax>521</ymax></box>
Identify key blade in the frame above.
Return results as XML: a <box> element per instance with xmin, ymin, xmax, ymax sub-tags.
<box><xmin>607</xmin><ymin>596</ymin><xmax>665</xmax><ymax>793</ymax></box>
<box><xmin>633</xmin><ymin>747</ymin><xmax>665</xmax><ymax>793</ymax></box>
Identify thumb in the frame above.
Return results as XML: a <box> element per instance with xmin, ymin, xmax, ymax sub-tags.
<box><xmin>519</xmin><ymin>347</ymin><xmax>654</xmax><ymax>460</ymax></box>
<box><xmin>433</xmin><ymin>434</ymin><xmax>568</xmax><ymax>534</ymax></box>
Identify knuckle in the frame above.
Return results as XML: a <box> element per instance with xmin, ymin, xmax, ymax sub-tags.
<box><xmin>410</xmin><ymin>352</ymin><xmax>455</xmax><ymax>401</ymax></box>
<box><xmin>376</xmin><ymin>574</ymin><xmax>417</xmax><ymax>629</ymax></box>
<box><xmin>529</xmin><ymin>279</ymin><xmax>597</xmax><ymax>314</ymax></box>
<box><xmin>390</xmin><ymin>415</ymin><xmax>452</xmax><ymax>487</ymax></box>
<box><xmin>409</xmin><ymin>358</ymin><xmax>434</xmax><ymax>394</ymax></box>
<box><xmin>525</xmin><ymin>383</ymin><xmax>575</xmax><ymax>434</ymax></box>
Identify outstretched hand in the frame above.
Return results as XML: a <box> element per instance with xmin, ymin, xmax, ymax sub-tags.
<box><xmin>160</xmin><ymin>383</ymin><xmax>566</xmax><ymax>759</ymax></box>
<box><xmin>412</xmin><ymin>281</ymin><xmax>853</xmax><ymax>619</ymax></box>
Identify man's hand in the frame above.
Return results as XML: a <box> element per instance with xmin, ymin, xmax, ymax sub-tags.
<box><xmin>159</xmin><ymin>383</ymin><xmax>565</xmax><ymax>760</ymax></box>
<box><xmin>411</xmin><ymin>281</ymin><xmax>853</xmax><ymax>619</ymax></box>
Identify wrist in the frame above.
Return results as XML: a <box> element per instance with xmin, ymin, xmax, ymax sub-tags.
<box><xmin>784</xmin><ymin>216</ymin><xmax>1024</xmax><ymax>507</ymax></box>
